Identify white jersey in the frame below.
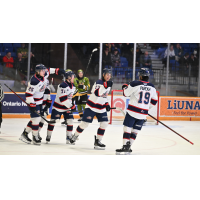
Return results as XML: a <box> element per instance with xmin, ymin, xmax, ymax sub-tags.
<box><xmin>86</xmin><ymin>79</ymin><xmax>111</xmax><ymax>113</ymax></box>
<box><xmin>52</xmin><ymin>81</ymin><xmax>76</xmax><ymax>113</ymax></box>
<box><xmin>42</xmin><ymin>80</ymin><xmax>51</xmax><ymax>109</ymax></box>
<box><xmin>124</xmin><ymin>80</ymin><xmax>158</xmax><ymax>119</ymax></box>
<box><xmin>25</xmin><ymin>68</ymin><xmax>57</xmax><ymax>105</ymax></box>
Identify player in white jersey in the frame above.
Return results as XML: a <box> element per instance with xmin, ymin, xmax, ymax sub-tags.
<box><xmin>116</xmin><ymin>68</ymin><xmax>158</xmax><ymax>154</ymax></box>
<box><xmin>19</xmin><ymin>64</ymin><xmax>66</xmax><ymax>145</ymax></box>
<box><xmin>70</xmin><ymin>68</ymin><xmax>113</xmax><ymax>150</ymax></box>
<box><xmin>46</xmin><ymin>70</ymin><xmax>76</xmax><ymax>144</ymax></box>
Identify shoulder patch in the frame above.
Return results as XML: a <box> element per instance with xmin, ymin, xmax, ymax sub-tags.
<box><xmin>96</xmin><ymin>79</ymin><xmax>104</xmax><ymax>85</ymax></box>
<box><xmin>30</xmin><ymin>76</ymin><xmax>40</xmax><ymax>86</ymax></box>
<box><xmin>59</xmin><ymin>81</ymin><xmax>68</xmax><ymax>88</ymax></box>
<box><xmin>130</xmin><ymin>81</ymin><xmax>143</xmax><ymax>87</ymax></box>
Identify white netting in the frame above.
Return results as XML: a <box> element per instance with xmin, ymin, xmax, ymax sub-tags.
<box><xmin>109</xmin><ymin>90</ymin><xmax>159</xmax><ymax>125</ymax></box>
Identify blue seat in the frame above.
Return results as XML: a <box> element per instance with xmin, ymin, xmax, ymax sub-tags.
<box><xmin>184</xmin><ymin>47</ymin><xmax>190</xmax><ymax>52</ymax></box>
<box><xmin>4</xmin><ymin>47</ymin><xmax>14</xmax><ymax>52</ymax></box>
<box><xmin>0</xmin><ymin>43</ymin><xmax>2</xmax><ymax>47</ymax></box>
<box><xmin>121</xmin><ymin>62</ymin><xmax>128</xmax><ymax>67</ymax></box>
<box><xmin>0</xmin><ymin>52</ymin><xmax>6</xmax><ymax>58</ymax></box>
<box><xmin>11</xmin><ymin>52</ymin><xmax>17</xmax><ymax>58</ymax></box>
<box><xmin>0</xmin><ymin>47</ymin><xmax>2</xmax><ymax>52</ymax></box>
<box><xmin>13</xmin><ymin>43</ymin><xmax>21</xmax><ymax>48</ymax></box>
<box><xmin>2</xmin><ymin>43</ymin><xmax>12</xmax><ymax>47</ymax></box>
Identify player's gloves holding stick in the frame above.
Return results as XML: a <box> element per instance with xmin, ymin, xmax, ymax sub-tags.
<box><xmin>46</xmin><ymin>100</ymin><xmax>52</xmax><ymax>108</ymax></box>
<box><xmin>103</xmin><ymin>81</ymin><xmax>113</xmax><ymax>89</ymax></box>
<box><xmin>105</xmin><ymin>102</ymin><xmax>111</xmax><ymax>112</ymax></box>
<box><xmin>28</xmin><ymin>103</ymin><xmax>36</xmax><ymax>112</ymax></box>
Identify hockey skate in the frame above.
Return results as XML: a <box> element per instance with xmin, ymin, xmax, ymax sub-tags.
<box><xmin>66</xmin><ymin>135</ymin><xmax>75</xmax><ymax>144</ymax></box>
<box><xmin>78</xmin><ymin>118</ymin><xmax>82</xmax><ymax>122</ymax></box>
<box><xmin>38</xmin><ymin>132</ymin><xmax>42</xmax><ymax>141</ymax></box>
<box><xmin>19</xmin><ymin>129</ymin><xmax>32</xmax><ymax>144</ymax></box>
<box><xmin>32</xmin><ymin>135</ymin><xmax>41</xmax><ymax>145</ymax></box>
<box><xmin>116</xmin><ymin>142</ymin><xmax>132</xmax><ymax>155</ymax></box>
<box><xmin>46</xmin><ymin>135</ymin><xmax>51</xmax><ymax>144</ymax></box>
<box><xmin>94</xmin><ymin>135</ymin><xmax>106</xmax><ymax>150</ymax></box>
<box><xmin>61</xmin><ymin>121</ymin><xmax>67</xmax><ymax>126</ymax></box>
<box><xmin>70</xmin><ymin>134</ymin><xmax>79</xmax><ymax>144</ymax></box>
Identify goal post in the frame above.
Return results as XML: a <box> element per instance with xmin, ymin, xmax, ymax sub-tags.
<box><xmin>109</xmin><ymin>90</ymin><xmax>160</xmax><ymax>125</ymax></box>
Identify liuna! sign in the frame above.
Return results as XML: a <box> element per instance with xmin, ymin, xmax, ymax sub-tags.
<box><xmin>160</xmin><ymin>97</ymin><xmax>200</xmax><ymax>117</ymax></box>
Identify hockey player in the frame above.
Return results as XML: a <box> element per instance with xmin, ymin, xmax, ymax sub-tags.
<box><xmin>73</xmin><ymin>69</ymin><xmax>90</xmax><ymax>121</ymax></box>
<box><xmin>70</xmin><ymin>68</ymin><xmax>113</xmax><ymax>150</ymax></box>
<box><xmin>116</xmin><ymin>68</ymin><xmax>158</xmax><ymax>154</ymax></box>
<box><xmin>19</xmin><ymin>64</ymin><xmax>66</xmax><ymax>145</ymax></box>
<box><xmin>46</xmin><ymin>70</ymin><xmax>76</xmax><ymax>144</ymax></box>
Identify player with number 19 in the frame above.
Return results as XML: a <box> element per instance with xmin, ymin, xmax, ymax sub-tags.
<box><xmin>116</xmin><ymin>68</ymin><xmax>158</xmax><ymax>154</ymax></box>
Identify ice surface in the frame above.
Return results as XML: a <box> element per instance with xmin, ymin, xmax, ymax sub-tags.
<box><xmin>0</xmin><ymin>118</ymin><xmax>200</xmax><ymax>155</ymax></box>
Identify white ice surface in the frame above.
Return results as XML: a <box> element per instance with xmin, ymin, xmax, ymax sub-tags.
<box><xmin>0</xmin><ymin>118</ymin><xmax>200</xmax><ymax>155</ymax></box>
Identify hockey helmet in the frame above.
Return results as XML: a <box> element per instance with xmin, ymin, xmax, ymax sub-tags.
<box><xmin>65</xmin><ymin>70</ymin><xmax>75</xmax><ymax>79</ymax></box>
<box><xmin>102</xmin><ymin>68</ymin><xmax>112</xmax><ymax>75</ymax></box>
<box><xmin>77</xmin><ymin>69</ymin><xmax>84</xmax><ymax>74</ymax></box>
<box><xmin>35</xmin><ymin>64</ymin><xmax>46</xmax><ymax>73</ymax></box>
<box><xmin>138</xmin><ymin>68</ymin><xmax>150</xmax><ymax>77</ymax></box>
<box><xmin>65</xmin><ymin>69</ymin><xmax>72</xmax><ymax>72</ymax></box>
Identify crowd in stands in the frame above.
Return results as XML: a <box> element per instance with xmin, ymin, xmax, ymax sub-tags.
<box><xmin>157</xmin><ymin>43</ymin><xmax>199</xmax><ymax>77</ymax></box>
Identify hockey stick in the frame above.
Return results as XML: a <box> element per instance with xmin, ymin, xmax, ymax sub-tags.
<box><xmin>110</xmin><ymin>107</ymin><xmax>126</xmax><ymax>116</ymax></box>
<box><xmin>85</xmin><ymin>48</ymin><xmax>98</xmax><ymax>75</ymax></box>
<box><xmin>4</xmin><ymin>84</ymin><xmax>56</xmax><ymax>124</ymax></box>
<box><xmin>148</xmin><ymin>113</ymin><xmax>194</xmax><ymax>145</ymax></box>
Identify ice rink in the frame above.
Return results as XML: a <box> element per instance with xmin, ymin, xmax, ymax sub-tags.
<box><xmin>0</xmin><ymin>118</ymin><xmax>200</xmax><ymax>155</ymax></box>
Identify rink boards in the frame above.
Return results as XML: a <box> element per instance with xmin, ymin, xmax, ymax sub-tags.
<box><xmin>2</xmin><ymin>92</ymin><xmax>200</xmax><ymax>121</ymax></box>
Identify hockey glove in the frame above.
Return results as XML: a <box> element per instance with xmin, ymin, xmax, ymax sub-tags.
<box><xmin>122</xmin><ymin>84</ymin><xmax>128</xmax><ymax>90</ymax></box>
<box><xmin>46</xmin><ymin>100</ymin><xmax>52</xmax><ymax>108</ymax></box>
<box><xmin>55</xmin><ymin>68</ymin><xmax>65</xmax><ymax>76</ymax></box>
<box><xmin>78</xmin><ymin>85</ymin><xmax>86</xmax><ymax>90</ymax></box>
<box><xmin>105</xmin><ymin>102</ymin><xmax>110</xmax><ymax>112</ymax></box>
<box><xmin>28</xmin><ymin>103</ymin><xmax>36</xmax><ymax>112</ymax></box>
<box><xmin>103</xmin><ymin>81</ymin><xmax>113</xmax><ymax>89</ymax></box>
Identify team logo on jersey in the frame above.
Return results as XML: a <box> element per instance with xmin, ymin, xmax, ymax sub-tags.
<box><xmin>55</xmin><ymin>114</ymin><xmax>60</xmax><ymax>117</ymax></box>
<box><xmin>141</xmin><ymin>110</ymin><xmax>144</xmax><ymax>113</ymax></box>
<box><xmin>87</xmin><ymin>116</ymin><xmax>92</xmax><ymax>119</ymax></box>
<box><xmin>101</xmin><ymin>92</ymin><xmax>108</xmax><ymax>98</ymax></box>
<box><xmin>39</xmin><ymin>84</ymin><xmax>46</xmax><ymax>92</ymax></box>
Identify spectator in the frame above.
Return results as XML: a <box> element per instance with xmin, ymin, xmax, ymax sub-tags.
<box><xmin>179</xmin><ymin>53</ymin><xmax>190</xmax><ymax>76</ymax></box>
<box><xmin>14</xmin><ymin>53</ymin><xmax>24</xmax><ymax>70</ymax></box>
<box><xmin>174</xmin><ymin>43</ymin><xmax>183</xmax><ymax>61</ymax></box>
<box><xmin>122</xmin><ymin>43</ymin><xmax>132</xmax><ymax>65</ymax></box>
<box><xmin>2</xmin><ymin>52</ymin><xmax>14</xmax><ymax>68</ymax></box>
<box><xmin>189</xmin><ymin>54</ymin><xmax>198</xmax><ymax>77</ymax></box>
<box><xmin>2</xmin><ymin>52</ymin><xmax>15</xmax><ymax>79</ymax></box>
<box><xmin>17</xmin><ymin>43</ymin><xmax>28</xmax><ymax>58</ymax></box>
<box><xmin>140</xmin><ymin>51</ymin><xmax>152</xmax><ymax>69</ymax></box>
<box><xmin>164</xmin><ymin>45</ymin><xmax>175</xmax><ymax>59</ymax></box>
<box><xmin>111</xmin><ymin>48</ymin><xmax>121</xmax><ymax>67</ymax></box>
<box><xmin>102</xmin><ymin>47</ymin><xmax>112</xmax><ymax>68</ymax></box>
<box><xmin>193</xmin><ymin>48</ymin><xmax>199</xmax><ymax>59</ymax></box>
<box><xmin>24</xmin><ymin>52</ymin><xmax>38</xmax><ymax>74</ymax></box>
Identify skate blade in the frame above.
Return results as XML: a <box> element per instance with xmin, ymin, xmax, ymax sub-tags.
<box><xmin>46</xmin><ymin>141</ymin><xmax>50</xmax><ymax>144</ymax></box>
<box><xmin>19</xmin><ymin>137</ymin><xmax>31</xmax><ymax>144</ymax></box>
<box><xmin>32</xmin><ymin>141</ymin><xmax>41</xmax><ymax>146</ymax></box>
<box><xmin>94</xmin><ymin>146</ymin><xmax>105</xmax><ymax>150</ymax></box>
<box><xmin>116</xmin><ymin>152</ymin><xmax>131</xmax><ymax>155</ymax></box>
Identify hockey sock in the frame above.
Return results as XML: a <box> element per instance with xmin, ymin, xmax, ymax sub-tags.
<box><xmin>123</xmin><ymin>132</ymin><xmax>131</xmax><ymax>145</ymax></box>
<box><xmin>67</xmin><ymin>125</ymin><xmax>73</xmax><ymax>137</ymax></box>
<box><xmin>25</xmin><ymin>120</ymin><xmax>32</xmax><ymax>133</ymax></box>
<box><xmin>97</xmin><ymin>128</ymin><xmax>105</xmax><ymax>141</ymax></box>
<box><xmin>38</xmin><ymin>122</ymin><xmax>44</xmax><ymax>132</ymax></box>
<box><xmin>75</xmin><ymin>126</ymin><xmax>84</xmax><ymax>136</ymax></box>
<box><xmin>32</xmin><ymin>123</ymin><xmax>39</xmax><ymax>136</ymax></box>
<box><xmin>81</xmin><ymin>104</ymin><xmax>86</xmax><ymax>110</ymax></box>
<box><xmin>77</xmin><ymin>104</ymin><xmax>82</xmax><ymax>111</ymax></box>
<box><xmin>47</xmin><ymin>124</ymin><xmax>55</xmax><ymax>137</ymax></box>
<box><xmin>130</xmin><ymin>132</ymin><xmax>138</xmax><ymax>145</ymax></box>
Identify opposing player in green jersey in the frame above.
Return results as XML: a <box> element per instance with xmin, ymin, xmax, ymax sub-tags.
<box><xmin>73</xmin><ymin>69</ymin><xmax>90</xmax><ymax>121</ymax></box>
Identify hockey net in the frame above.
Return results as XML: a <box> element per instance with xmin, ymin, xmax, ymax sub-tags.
<box><xmin>109</xmin><ymin>90</ymin><xmax>160</xmax><ymax>125</ymax></box>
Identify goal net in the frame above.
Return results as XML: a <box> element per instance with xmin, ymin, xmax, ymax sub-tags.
<box><xmin>109</xmin><ymin>90</ymin><xmax>160</xmax><ymax>125</ymax></box>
